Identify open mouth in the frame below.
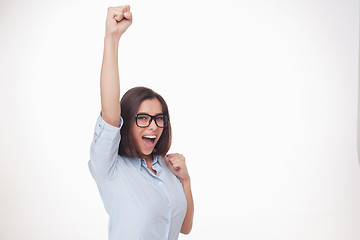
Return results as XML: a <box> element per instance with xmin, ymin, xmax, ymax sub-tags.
<box><xmin>142</xmin><ymin>135</ymin><xmax>156</xmax><ymax>148</ymax></box>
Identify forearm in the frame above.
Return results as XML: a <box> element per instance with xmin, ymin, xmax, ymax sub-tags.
<box><xmin>180</xmin><ymin>179</ymin><xmax>194</xmax><ymax>234</ymax></box>
<box><xmin>100</xmin><ymin>36</ymin><xmax>121</xmax><ymax>125</ymax></box>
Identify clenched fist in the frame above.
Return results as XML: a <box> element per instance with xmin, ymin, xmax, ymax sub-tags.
<box><xmin>105</xmin><ymin>5</ymin><xmax>133</xmax><ymax>40</ymax></box>
<box><xmin>166</xmin><ymin>153</ymin><xmax>190</xmax><ymax>184</ymax></box>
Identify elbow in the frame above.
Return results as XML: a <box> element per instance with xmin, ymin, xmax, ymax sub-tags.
<box><xmin>180</xmin><ymin>230</ymin><xmax>191</xmax><ymax>235</ymax></box>
<box><xmin>180</xmin><ymin>225</ymin><xmax>192</xmax><ymax>235</ymax></box>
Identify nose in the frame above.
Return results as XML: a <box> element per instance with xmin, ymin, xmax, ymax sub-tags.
<box><xmin>148</xmin><ymin>118</ymin><xmax>158</xmax><ymax>130</ymax></box>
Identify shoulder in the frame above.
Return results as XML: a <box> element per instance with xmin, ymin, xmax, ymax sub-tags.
<box><xmin>158</xmin><ymin>156</ymin><xmax>168</xmax><ymax>168</ymax></box>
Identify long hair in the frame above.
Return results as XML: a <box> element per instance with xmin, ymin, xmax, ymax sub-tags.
<box><xmin>118</xmin><ymin>87</ymin><xmax>172</xmax><ymax>158</ymax></box>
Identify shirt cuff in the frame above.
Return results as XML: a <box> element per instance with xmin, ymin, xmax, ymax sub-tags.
<box><xmin>97</xmin><ymin>112</ymin><xmax>123</xmax><ymax>131</ymax></box>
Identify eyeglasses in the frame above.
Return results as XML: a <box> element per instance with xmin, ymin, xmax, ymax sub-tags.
<box><xmin>135</xmin><ymin>113</ymin><xmax>169</xmax><ymax>128</ymax></box>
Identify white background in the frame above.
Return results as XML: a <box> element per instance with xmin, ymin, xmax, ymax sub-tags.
<box><xmin>1</xmin><ymin>0</ymin><xmax>360</xmax><ymax>239</ymax></box>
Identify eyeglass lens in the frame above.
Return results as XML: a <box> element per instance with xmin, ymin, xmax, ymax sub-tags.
<box><xmin>136</xmin><ymin>114</ymin><xmax>167</xmax><ymax>128</ymax></box>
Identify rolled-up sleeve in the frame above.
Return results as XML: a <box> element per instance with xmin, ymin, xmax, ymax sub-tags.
<box><xmin>88</xmin><ymin>113</ymin><xmax>123</xmax><ymax>177</ymax></box>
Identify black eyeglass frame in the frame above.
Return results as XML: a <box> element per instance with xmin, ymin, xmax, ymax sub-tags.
<box><xmin>135</xmin><ymin>113</ymin><xmax>169</xmax><ymax>128</ymax></box>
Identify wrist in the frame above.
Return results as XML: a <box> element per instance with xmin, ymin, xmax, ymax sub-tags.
<box><xmin>104</xmin><ymin>35</ymin><xmax>120</xmax><ymax>45</ymax></box>
<box><xmin>181</xmin><ymin>177</ymin><xmax>191</xmax><ymax>186</ymax></box>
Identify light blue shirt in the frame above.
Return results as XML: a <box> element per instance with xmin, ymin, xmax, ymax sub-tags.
<box><xmin>88</xmin><ymin>113</ymin><xmax>187</xmax><ymax>240</ymax></box>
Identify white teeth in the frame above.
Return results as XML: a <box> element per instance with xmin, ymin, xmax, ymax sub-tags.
<box><xmin>143</xmin><ymin>135</ymin><xmax>156</xmax><ymax>139</ymax></box>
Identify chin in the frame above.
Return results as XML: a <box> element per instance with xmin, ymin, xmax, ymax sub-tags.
<box><xmin>141</xmin><ymin>149</ymin><xmax>154</xmax><ymax>157</ymax></box>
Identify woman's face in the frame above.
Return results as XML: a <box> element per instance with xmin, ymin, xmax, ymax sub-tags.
<box><xmin>132</xmin><ymin>98</ymin><xmax>164</xmax><ymax>157</ymax></box>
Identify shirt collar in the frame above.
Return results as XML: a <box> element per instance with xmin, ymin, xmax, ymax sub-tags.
<box><xmin>154</xmin><ymin>155</ymin><xmax>163</xmax><ymax>167</ymax></box>
<box><xmin>130</xmin><ymin>155</ymin><xmax>163</xmax><ymax>170</ymax></box>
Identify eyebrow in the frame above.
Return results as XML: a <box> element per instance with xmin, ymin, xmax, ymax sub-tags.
<box><xmin>137</xmin><ymin>112</ymin><xmax>164</xmax><ymax>115</ymax></box>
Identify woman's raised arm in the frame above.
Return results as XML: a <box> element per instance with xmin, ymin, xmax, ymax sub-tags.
<box><xmin>100</xmin><ymin>6</ymin><xmax>132</xmax><ymax>127</ymax></box>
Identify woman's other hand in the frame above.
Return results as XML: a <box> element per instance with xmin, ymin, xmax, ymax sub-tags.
<box><xmin>166</xmin><ymin>153</ymin><xmax>190</xmax><ymax>184</ymax></box>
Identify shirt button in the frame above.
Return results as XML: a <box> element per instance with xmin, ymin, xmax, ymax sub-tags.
<box><xmin>159</xmin><ymin>182</ymin><xmax>163</xmax><ymax>185</ymax></box>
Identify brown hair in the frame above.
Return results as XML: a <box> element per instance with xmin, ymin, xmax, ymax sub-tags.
<box><xmin>118</xmin><ymin>87</ymin><xmax>172</xmax><ymax>158</ymax></box>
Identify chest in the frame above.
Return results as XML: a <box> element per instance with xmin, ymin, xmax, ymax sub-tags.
<box><xmin>91</xmin><ymin>157</ymin><xmax>187</xmax><ymax>239</ymax></box>
<box><xmin>102</xmin><ymin>159</ymin><xmax>187</xmax><ymax>219</ymax></box>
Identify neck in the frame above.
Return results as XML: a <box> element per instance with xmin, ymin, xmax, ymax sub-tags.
<box><xmin>144</xmin><ymin>155</ymin><xmax>153</xmax><ymax>164</ymax></box>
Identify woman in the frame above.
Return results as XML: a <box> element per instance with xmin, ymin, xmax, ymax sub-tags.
<box><xmin>88</xmin><ymin>5</ymin><xmax>194</xmax><ymax>240</ymax></box>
